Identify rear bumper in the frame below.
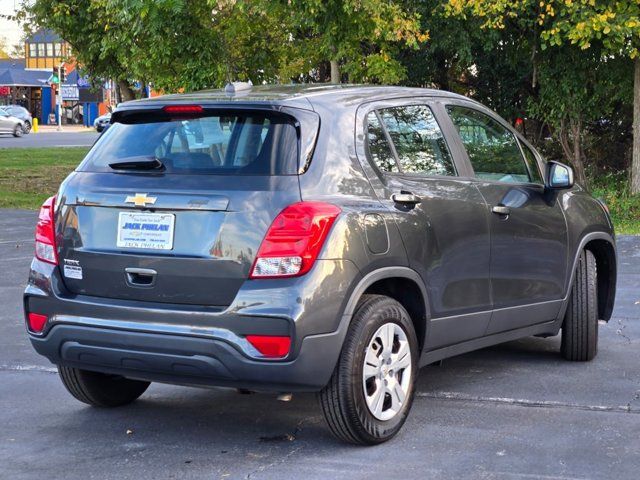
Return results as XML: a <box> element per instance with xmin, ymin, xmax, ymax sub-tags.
<box><xmin>29</xmin><ymin>323</ymin><xmax>347</xmax><ymax>391</ymax></box>
<box><xmin>24</xmin><ymin>257</ymin><xmax>359</xmax><ymax>392</ymax></box>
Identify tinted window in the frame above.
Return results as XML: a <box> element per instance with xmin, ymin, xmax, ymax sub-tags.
<box><xmin>366</xmin><ymin>112</ymin><xmax>399</xmax><ymax>173</ymax></box>
<box><xmin>80</xmin><ymin>112</ymin><xmax>298</xmax><ymax>175</ymax></box>
<box><xmin>378</xmin><ymin>105</ymin><xmax>455</xmax><ymax>176</ymax></box>
<box><xmin>520</xmin><ymin>142</ymin><xmax>543</xmax><ymax>184</ymax></box>
<box><xmin>447</xmin><ymin>106</ymin><xmax>530</xmax><ymax>183</ymax></box>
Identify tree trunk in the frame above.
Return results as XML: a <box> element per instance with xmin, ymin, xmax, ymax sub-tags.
<box><xmin>571</xmin><ymin>119</ymin><xmax>588</xmax><ymax>188</ymax></box>
<box><xmin>558</xmin><ymin>116</ymin><xmax>588</xmax><ymax>187</ymax></box>
<box><xmin>118</xmin><ymin>80</ymin><xmax>136</xmax><ymax>102</ymax></box>
<box><xmin>631</xmin><ymin>57</ymin><xmax>640</xmax><ymax>194</ymax></box>
<box><xmin>330</xmin><ymin>60</ymin><xmax>340</xmax><ymax>84</ymax></box>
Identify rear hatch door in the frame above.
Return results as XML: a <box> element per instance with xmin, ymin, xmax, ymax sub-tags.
<box><xmin>56</xmin><ymin>105</ymin><xmax>315</xmax><ymax>306</ymax></box>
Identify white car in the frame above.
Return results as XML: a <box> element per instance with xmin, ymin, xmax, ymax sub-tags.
<box><xmin>93</xmin><ymin>112</ymin><xmax>112</xmax><ymax>132</ymax></box>
<box><xmin>0</xmin><ymin>109</ymin><xmax>25</xmax><ymax>137</ymax></box>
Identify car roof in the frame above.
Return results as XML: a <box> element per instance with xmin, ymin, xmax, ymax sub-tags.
<box><xmin>118</xmin><ymin>84</ymin><xmax>476</xmax><ymax>112</ymax></box>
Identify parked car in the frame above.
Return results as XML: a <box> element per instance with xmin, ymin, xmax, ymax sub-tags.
<box><xmin>93</xmin><ymin>112</ymin><xmax>111</xmax><ymax>132</ymax></box>
<box><xmin>24</xmin><ymin>85</ymin><xmax>617</xmax><ymax>445</ymax></box>
<box><xmin>0</xmin><ymin>109</ymin><xmax>25</xmax><ymax>137</ymax></box>
<box><xmin>0</xmin><ymin>105</ymin><xmax>32</xmax><ymax>133</ymax></box>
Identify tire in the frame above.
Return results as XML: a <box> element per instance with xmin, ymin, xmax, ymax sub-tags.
<box><xmin>561</xmin><ymin>249</ymin><xmax>598</xmax><ymax>361</ymax></box>
<box><xmin>318</xmin><ymin>294</ymin><xmax>419</xmax><ymax>445</ymax></box>
<box><xmin>23</xmin><ymin>121</ymin><xmax>31</xmax><ymax>134</ymax></box>
<box><xmin>13</xmin><ymin>125</ymin><xmax>23</xmax><ymax>137</ymax></box>
<box><xmin>58</xmin><ymin>366</ymin><xmax>150</xmax><ymax>407</ymax></box>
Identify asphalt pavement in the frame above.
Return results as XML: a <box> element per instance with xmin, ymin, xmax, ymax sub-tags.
<box><xmin>0</xmin><ymin>208</ymin><xmax>638</xmax><ymax>479</ymax></box>
<box><xmin>0</xmin><ymin>130</ymin><xmax>99</xmax><ymax>148</ymax></box>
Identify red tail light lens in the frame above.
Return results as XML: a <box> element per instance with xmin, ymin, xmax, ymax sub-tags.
<box><xmin>162</xmin><ymin>105</ymin><xmax>203</xmax><ymax>114</ymax></box>
<box><xmin>250</xmin><ymin>202</ymin><xmax>341</xmax><ymax>278</ymax></box>
<box><xmin>27</xmin><ymin>312</ymin><xmax>48</xmax><ymax>333</ymax></box>
<box><xmin>246</xmin><ymin>335</ymin><xmax>291</xmax><ymax>358</ymax></box>
<box><xmin>35</xmin><ymin>195</ymin><xmax>57</xmax><ymax>265</ymax></box>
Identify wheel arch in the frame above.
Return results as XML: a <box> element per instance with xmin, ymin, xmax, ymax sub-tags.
<box><xmin>342</xmin><ymin>267</ymin><xmax>430</xmax><ymax>352</ymax></box>
<box><xmin>564</xmin><ymin>232</ymin><xmax>616</xmax><ymax>322</ymax></box>
<box><xmin>584</xmin><ymin>237</ymin><xmax>616</xmax><ymax>321</ymax></box>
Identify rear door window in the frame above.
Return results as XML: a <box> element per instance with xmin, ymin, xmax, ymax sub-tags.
<box><xmin>80</xmin><ymin>111</ymin><xmax>299</xmax><ymax>175</ymax></box>
<box><xmin>365</xmin><ymin>105</ymin><xmax>456</xmax><ymax>176</ymax></box>
<box><xmin>366</xmin><ymin>112</ymin><xmax>399</xmax><ymax>173</ymax></box>
<box><xmin>446</xmin><ymin>106</ymin><xmax>531</xmax><ymax>183</ymax></box>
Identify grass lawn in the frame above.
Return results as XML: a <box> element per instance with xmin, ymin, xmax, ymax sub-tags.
<box><xmin>0</xmin><ymin>147</ymin><xmax>89</xmax><ymax>209</ymax></box>
<box><xmin>0</xmin><ymin>146</ymin><xmax>638</xmax><ymax>234</ymax></box>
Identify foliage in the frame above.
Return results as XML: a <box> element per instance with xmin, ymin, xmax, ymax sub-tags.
<box><xmin>21</xmin><ymin>0</ymin><xmax>427</xmax><ymax>90</ymax></box>
<box><xmin>444</xmin><ymin>0</ymin><xmax>639</xmax><ymax>187</ymax></box>
<box><xmin>447</xmin><ymin>0</ymin><xmax>640</xmax><ymax>58</ymax></box>
<box><xmin>277</xmin><ymin>0</ymin><xmax>428</xmax><ymax>83</ymax></box>
<box><xmin>590</xmin><ymin>170</ymin><xmax>640</xmax><ymax>235</ymax></box>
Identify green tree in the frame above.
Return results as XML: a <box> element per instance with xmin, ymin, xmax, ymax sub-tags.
<box><xmin>446</xmin><ymin>0</ymin><xmax>640</xmax><ymax>190</ymax></box>
<box><xmin>278</xmin><ymin>0</ymin><xmax>428</xmax><ymax>84</ymax></box>
<box><xmin>21</xmin><ymin>1</ymin><xmax>139</xmax><ymax>99</ymax></box>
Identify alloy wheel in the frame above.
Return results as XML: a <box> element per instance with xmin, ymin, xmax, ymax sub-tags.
<box><xmin>362</xmin><ymin>322</ymin><xmax>412</xmax><ymax>421</ymax></box>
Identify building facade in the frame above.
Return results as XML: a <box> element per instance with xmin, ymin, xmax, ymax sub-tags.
<box><xmin>0</xmin><ymin>29</ymin><xmax>110</xmax><ymax>126</ymax></box>
<box><xmin>24</xmin><ymin>30</ymin><xmax>71</xmax><ymax>71</ymax></box>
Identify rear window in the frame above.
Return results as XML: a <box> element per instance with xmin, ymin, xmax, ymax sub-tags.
<box><xmin>80</xmin><ymin>111</ymin><xmax>299</xmax><ymax>175</ymax></box>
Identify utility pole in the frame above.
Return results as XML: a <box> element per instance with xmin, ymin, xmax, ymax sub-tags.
<box><xmin>56</xmin><ymin>63</ymin><xmax>62</xmax><ymax>131</ymax></box>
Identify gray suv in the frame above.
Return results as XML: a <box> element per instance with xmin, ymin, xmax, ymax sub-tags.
<box><xmin>24</xmin><ymin>85</ymin><xmax>616</xmax><ymax>444</ymax></box>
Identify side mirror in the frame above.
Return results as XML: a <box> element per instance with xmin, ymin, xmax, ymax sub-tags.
<box><xmin>546</xmin><ymin>161</ymin><xmax>574</xmax><ymax>190</ymax></box>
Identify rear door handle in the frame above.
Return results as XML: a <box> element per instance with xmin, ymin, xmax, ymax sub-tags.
<box><xmin>125</xmin><ymin>267</ymin><xmax>157</xmax><ymax>287</ymax></box>
<box><xmin>492</xmin><ymin>205</ymin><xmax>511</xmax><ymax>216</ymax></box>
<box><xmin>392</xmin><ymin>192</ymin><xmax>421</xmax><ymax>205</ymax></box>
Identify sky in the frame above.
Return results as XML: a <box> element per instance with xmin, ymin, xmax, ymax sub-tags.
<box><xmin>0</xmin><ymin>0</ymin><xmax>24</xmax><ymax>49</ymax></box>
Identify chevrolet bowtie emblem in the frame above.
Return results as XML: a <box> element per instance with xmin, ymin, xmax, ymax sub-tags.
<box><xmin>125</xmin><ymin>193</ymin><xmax>157</xmax><ymax>207</ymax></box>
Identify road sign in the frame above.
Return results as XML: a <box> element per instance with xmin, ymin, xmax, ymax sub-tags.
<box><xmin>61</xmin><ymin>84</ymin><xmax>79</xmax><ymax>101</ymax></box>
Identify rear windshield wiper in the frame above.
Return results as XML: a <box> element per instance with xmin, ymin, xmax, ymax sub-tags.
<box><xmin>108</xmin><ymin>157</ymin><xmax>166</xmax><ymax>171</ymax></box>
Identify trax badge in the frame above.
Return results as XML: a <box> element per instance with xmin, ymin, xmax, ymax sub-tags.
<box><xmin>125</xmin><ymin>193</ymin><xmax>157</xmax><ymax>207</ymax></box>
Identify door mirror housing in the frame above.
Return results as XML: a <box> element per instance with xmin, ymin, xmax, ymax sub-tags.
<box><xmin>546</xmin><ymin>161</ymin><xmax>574</xmax><ymax>190</ymax></box>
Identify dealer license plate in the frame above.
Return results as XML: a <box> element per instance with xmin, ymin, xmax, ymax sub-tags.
<box><xmin>117</xmin><ymin>212</ymin><xmax>175</xmax><ymax>250</ymax></box>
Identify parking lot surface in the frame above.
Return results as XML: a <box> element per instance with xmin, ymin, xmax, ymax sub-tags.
<box><xmin>0</xmin><ymin>209</ymin><xmax>638</xmax><ymax>479</ymax></box>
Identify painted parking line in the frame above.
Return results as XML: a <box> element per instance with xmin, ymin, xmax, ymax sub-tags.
<box><xmin>0</xmin><ymin>364</ymin><xmax>57</xmax><ymax>374</ymax></box>
<box><xmin>0</xmin><ymin>239</ymin><xmax>33</xmax><ymax>245</ymax></box>
<box><xmin>416</xmin><ymin>390</ymin><xmax>640</xmax><ymax>414</ymax></box>
<box><xmin>4</xmin><ymin>255</ymin><xmax>35</xmax><ymax>262</ymax></box>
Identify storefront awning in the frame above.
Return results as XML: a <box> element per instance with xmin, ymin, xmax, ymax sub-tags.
<box><xmin>0</xmin><ymin>68</ymin><xmax>49</xmax><ymax>88</ymax></box>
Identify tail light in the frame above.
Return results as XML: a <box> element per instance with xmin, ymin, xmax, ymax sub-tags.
<box><xmin>162</xmin><ymin>105</ymin><xmax>203</xmax><ymax>118</ymax></box>
<box><xmin>246</xmin><ymin>335</ymin><xmax>291</xmax><ymax>358</ymax></box>
<box><xmin>250</xmin><ymin>202</ymin><xmax>341</xmax><ymax>278</ymax></box>
<box><xmin>35</xmin><ymin>195</ymin><xmax>57</xmax><ymax>265</ymax></box>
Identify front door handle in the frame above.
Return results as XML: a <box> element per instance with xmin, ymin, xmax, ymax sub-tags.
<box><xmin>492</xmin><ymin>205</ymin><xmax>511</xmax><ymax>216</ymax></box>
<box><xmin>392</xmin><ymin>192</ymin><xmax>421</xmax><ymax>205</ymax></box>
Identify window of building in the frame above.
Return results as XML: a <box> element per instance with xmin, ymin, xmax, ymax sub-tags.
<box><xmin>45</xmin><ymin>43</ymin><xmax>53</xmax><ymax>57</ymax></box>
<box><xmin>29</xmin><ymin>43</ymin><xmax>36</xmax><ymax>57</ymax></box>
<box><xmin>446</xmin><ymin>105</ymin><xmax>531</xmax><ymax>184</ymax></box>
<box><xmin>36</xmin><ymin>43</ymin><xmax>44</xmax><ymax>57</ymax></box>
